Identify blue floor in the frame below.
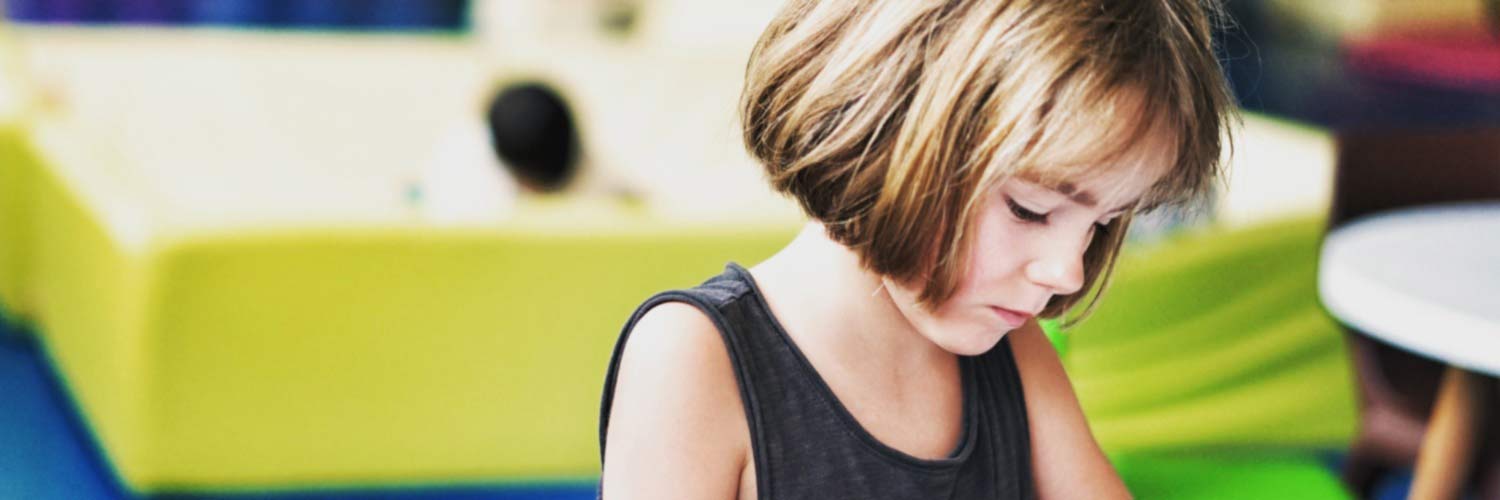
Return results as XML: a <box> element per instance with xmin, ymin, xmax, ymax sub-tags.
<box><xmin>0</xmin><ymin>320</ymin><xmax>596</xmax><ymax>500</ymax></box>
<box><xmin>0</xmin><ymin>322</ymin><xmax>120</xmax><ymax>499</ymax></box>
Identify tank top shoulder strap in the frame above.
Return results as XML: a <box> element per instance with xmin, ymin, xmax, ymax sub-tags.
<box><xmin>597</xmin><ymin>264</ymin><xmax>770</xmax><ymax>476</ymax></box>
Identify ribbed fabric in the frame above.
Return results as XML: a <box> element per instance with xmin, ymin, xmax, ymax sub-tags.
<box><xmin>600</xmin><ymin>263</ymin><xmax>1035</xmax><ymax>499</ymax></box>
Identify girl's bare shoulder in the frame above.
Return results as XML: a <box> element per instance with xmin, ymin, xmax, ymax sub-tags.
<box><xmin>602</xmin><ymin>301</ymin><xmax>749</xmax><ymax>499</ymax></box>
<box><xmin>1009</xmin><ymin>322</ymin><xmax>1131</xmax><ymax>499</ymax></box>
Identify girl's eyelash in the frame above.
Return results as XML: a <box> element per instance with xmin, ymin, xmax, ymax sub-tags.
<box><xmin>1007</xmin><ymin>195</ymin><xmax>1118</xmax><ymax>231</ymax></box>
<box><xmin>1004</xmin><ymin>197</ymin><xmax>1048</xmax><ymax>223</ymax></box>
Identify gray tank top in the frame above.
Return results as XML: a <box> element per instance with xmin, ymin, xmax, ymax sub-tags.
<box><xmin>599</xmin><ymin>263</ymin><xmax>1035</xmax><ymax>499</ymax></box>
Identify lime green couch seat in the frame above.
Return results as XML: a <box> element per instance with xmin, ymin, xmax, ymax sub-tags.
<box><xmin>9</xmin><ymin>126</ymin><xmax>797</xmax><ymax>493</ymax></box>
<box><xmin>0</xmin><ymin>28</ymin><xmax>803</xmax><ymax>494</ymax></box>
<box><xmin>0</xmin><ymin>123</ymin><xmax>38</xmax><ymax>325</ymax></box>
<box><xmin>1054</xmin><ymin>216</ymin><xmax>1359</xmax><ymax>499</ymax></box>
<box><xmin>1065</xmin><ymin>216</ymin><xmax>1358</xmax><ymax>453</ymax></box>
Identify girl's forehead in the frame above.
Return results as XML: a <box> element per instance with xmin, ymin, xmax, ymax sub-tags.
<box><xmin>1020</xmin><ymin>85</ymin><xmax>1178</xmax><ymax>178</ymax></box>
<box><xmin>1011</xmin><ymin>110</ymin><xmax>1178</xmax><ymax>208</ymax></box>
<box><xmin>1013</xmin><ymin>139</ymin><xmax>1173</xmax><ymax>206</ymax></box>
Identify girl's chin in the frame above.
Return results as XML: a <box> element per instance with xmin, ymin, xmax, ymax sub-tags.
<box><xmin>937</xmin><ymin>329</ymin><xmax>1010</xmax><ymax>357</ymax></box>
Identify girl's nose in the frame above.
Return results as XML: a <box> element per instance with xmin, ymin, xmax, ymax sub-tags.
<box><xmin>1024</xmin><ymin>239</ymin><xmax>1087</xmax><ymax>296</ymax></box>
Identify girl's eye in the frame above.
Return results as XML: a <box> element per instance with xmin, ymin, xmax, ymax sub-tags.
<box><xmin>1005</xmin><ymin>197</ymin><xmax>1048</xmax><ymax>223</ymax></box>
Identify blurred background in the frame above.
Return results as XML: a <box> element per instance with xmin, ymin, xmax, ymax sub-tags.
<box><xmin>3</xmin><ymin>0</ymin><xmax>469</xmax><ymax>28</ymax></box>
<box><xmin>0</xmin><ymin>0</ymin><xmax>1496</xmax><ymax>499</ymax></box>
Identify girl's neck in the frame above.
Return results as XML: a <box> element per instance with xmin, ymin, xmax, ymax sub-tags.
<box><xmin>751</xmin><ymin>222</ymin><xmax>955</xmax><ymax>374</ymax></box>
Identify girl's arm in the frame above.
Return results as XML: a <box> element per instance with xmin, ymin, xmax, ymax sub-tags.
<box><xmin>1010</xmin><ymin>320</ymin><xmax>1132</xmax><ymax>499</ymax></box>
<box><xmin>600</xmin><ymin>302</ymin><xmax>750</xmax><ymax>500</ymax></box>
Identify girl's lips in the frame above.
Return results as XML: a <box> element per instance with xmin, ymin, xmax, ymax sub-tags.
<box><xmin>989</xmin><ymin>306</ymin><xmax>1032</xmax><ymax>328</ymax></box>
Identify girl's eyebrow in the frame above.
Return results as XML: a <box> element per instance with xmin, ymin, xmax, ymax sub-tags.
<box><xmin>1050</xmin><ymin>181</ymin><xmax>1135</xmax><ymax>213</ymax></box>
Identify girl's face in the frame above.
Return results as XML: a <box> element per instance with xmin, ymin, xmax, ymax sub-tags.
<box><xmin>883</xmin><ymin>163</ymin><xmax>1167</xmax><ymax>356</ymax></box>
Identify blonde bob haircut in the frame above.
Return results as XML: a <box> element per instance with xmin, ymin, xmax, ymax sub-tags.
<box><xmin>741</xmin><ymin>0</ymin><xmax>1236</xmax><ymax>323</ymax></box>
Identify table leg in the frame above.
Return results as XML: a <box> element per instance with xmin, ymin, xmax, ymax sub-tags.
<box><xmin>1409</xmin><ymin>366</ymin><xmax>1486</xmax><ymax>499</ymax></box>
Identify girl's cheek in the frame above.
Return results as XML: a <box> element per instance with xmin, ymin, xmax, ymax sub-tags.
<box><xmin>974</xmin><ymin>219</ymin><xmax>1028</xmax><ymax>266</ymax></box>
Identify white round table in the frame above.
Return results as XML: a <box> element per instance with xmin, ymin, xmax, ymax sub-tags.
<box><xmin>1319</xmin><ymin>200</ymin><xmax>1500</xmax><ymax>499</ymax></box>
<box><xmin>1320</xmin><ymin>201</ymin><xmax>1500</xmax><ymax>375</ymax></box>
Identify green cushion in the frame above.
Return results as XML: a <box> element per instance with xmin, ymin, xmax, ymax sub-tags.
<box><xmin>1061</xmin><ymin>217</ymin><xmax>1358</xmax><ymax>453</ymax></box>
<box><xmin>1113</xmin><ymin>451</ymin><xmax>1350</xmax><ymax>499</ymax></box>
<box><xmin>0</xmin><ymin>123</ymin><xmax>39</xmax><ymax>326</ymax></box>
<box><xmin>13</xmin><ymin>134</ymin><xmax>801</xmax><ymax>492</ymax></box>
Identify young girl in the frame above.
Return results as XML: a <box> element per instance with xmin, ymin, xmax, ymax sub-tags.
<box><xmin>600</xmin><ymin>0</ymin><xmax>1235</xmax><ymax>498</ymax></box>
